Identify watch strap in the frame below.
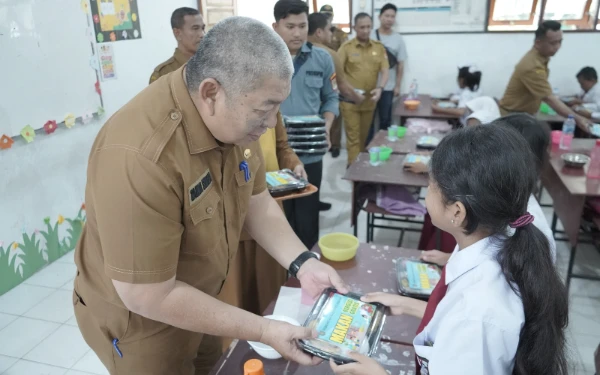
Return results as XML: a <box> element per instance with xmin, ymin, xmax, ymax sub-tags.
<box><xmin>288</xmin><ymin>251</ymin><xmax>318</xmax><ymax>279</ymax></box>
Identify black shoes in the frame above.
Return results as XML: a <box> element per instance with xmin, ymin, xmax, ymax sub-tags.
<box><xmin>319</xmin><ymin>201</ymin><xmax>332</xmax><ymax>211</ymax></box>
<box><xmin>330</xmin><ymin>147</ymin><xmax>340</xmax><ymax>158</ymax></box>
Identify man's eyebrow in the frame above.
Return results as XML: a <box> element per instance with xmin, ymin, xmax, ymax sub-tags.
<box><xmin>262</xmin><ymin>99</ymin><xmax>281</xmax><ymax>105</ymax></box>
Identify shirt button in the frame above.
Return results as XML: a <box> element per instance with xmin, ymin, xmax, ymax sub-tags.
<box><xmin>170</xmin><ymin>112</ymin><xmax>180</xmax><ymax>120</ymax></box>
<box><xmin>206</xmin><ymin>207</ymin><xmax>213</xmax><ymax>214</ymax></box>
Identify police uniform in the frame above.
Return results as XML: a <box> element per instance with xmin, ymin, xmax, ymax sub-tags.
<box><xmin>499</xmin><ymin>48</ymin><xmax>553</xmax><ymax>116</ymax></box>
<box><xmin>220</xmin><ymin>114</ymin><xmax>301</xmax><ymax>319</ymax></box>
<box><xmin>149</xmin><ymin>48</ymin><xmax>193</xmax><ymax>84</ymax></box>
<box><xmin>73</xmin><ymin>65</ymin><xmax>266</xmax><ymax>375</ymax></box>
<box><xmin>338</xmin><ymin>38</ymin><xmax>389</xmax><ymax>164</ymax></box>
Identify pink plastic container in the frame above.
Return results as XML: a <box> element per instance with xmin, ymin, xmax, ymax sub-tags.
<box><xmin>551</xmin><ymin>130</ymin><xmax>562</xmax><ymax>145</ymax></box>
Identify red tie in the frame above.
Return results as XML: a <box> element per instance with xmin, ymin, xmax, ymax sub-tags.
<box><xmin>415</xmin><ymin>266</ymin><xmax>448</xmax><ymax>374</ymax></box>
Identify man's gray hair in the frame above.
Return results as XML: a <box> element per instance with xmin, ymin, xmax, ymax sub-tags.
<box><xmin>186</xmin><ymin>16</ymin><xmax>293</xmax><ymax>97</ymax></box>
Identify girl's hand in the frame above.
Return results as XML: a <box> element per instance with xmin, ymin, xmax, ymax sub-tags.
<box><xmin>420</xmin><ymin>250</ymin><xmax>451</xmax><ymax>266</ymax></box>
<box><xmin>404</xmin><ymin>162</ymin><xmax>428</xmax><ymax>174</ymax></box>
<box><xmin>329</xmin><ymin>355</ymin><xmax>388</xmax><ymax>375</ymax></box>
<box><xmin>361</xmin><ymin>293</ymin><xmax>413</xmax><ymax>316</ymax></box>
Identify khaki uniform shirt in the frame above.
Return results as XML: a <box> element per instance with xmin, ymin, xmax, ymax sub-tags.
<box><xmin>338</xmin><ymin>38</ymin><xmax>389</xmax><ymax>111</ymax></box>
<box><xmin>149</xmin><ymin>48</ymin><xmax>192</xmax><ymax>84</ymax></box>
<box><xmin>326</xmin><ymin>27</ymin><xmax>348</xmax><ymax>51</ymax></box>
<box><xmin>499</xmin><ymin>48</ymin><xmax>552</xmax><ymax>115</ymax></box>
<box><xmin>312</xmin><ymin>41</ymin><xmax>346</xmax><ymax>86</ymax></box>
<box><xmin>74</xmin><ymin>65</ymin><xmax>266</xmax><ymax>340</ymax></box>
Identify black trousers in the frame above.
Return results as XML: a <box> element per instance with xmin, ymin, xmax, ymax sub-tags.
<box><xmin>284</xmin><ymin>160</ymin><xmax>322</xmax><ymax>249</ymax></box>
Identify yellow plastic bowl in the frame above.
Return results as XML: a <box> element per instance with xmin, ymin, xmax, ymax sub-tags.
<box><xmin>319</xmin><ymin>233</ymin><xmax>360</xmax><ymax>262</ymax></box>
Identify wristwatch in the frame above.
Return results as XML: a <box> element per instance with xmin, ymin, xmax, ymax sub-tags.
<box><xmin>288</xmin><ymin>251</ymin><xmax>319</xmax><ymax>279</ymax></box>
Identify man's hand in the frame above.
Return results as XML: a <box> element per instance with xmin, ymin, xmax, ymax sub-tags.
<box><xmin>329</xmin><ymin>354</ymin><xmax>388</xmax><ymax>375</ymax></box>
<box><xmin>297</xmin><ymin>258</ymin><xmax>349</xmax><ymax>299</ymax></box>
<box><xmin>354</xmin><ymin>93</ymin><xmax>366</xmax><ymax>105</ymax></box>
<box><xmin>575</xmin><ymin>115</ymin><xmax>592</xmax><ymax>133</ymax></box>
<box><xmin>393</xmin><ymin>86</ymin><xmax>401</xmax><ymax>97</ymax></box>
<box><xmin>404</xmin><ymin>162</ymin><xmax>428</xmax><ymax>174</ymax></box>
<box><xmin>568</xmin><ymin>98</ymin><xmax>583</xmax><ymax>107</ymax></box>
<box><xmin>260</xmin><ymin>319</ymin><xmax>322</xmax><ymax>366</ymax></box>
<box><xmin>370</xmin><ymin>88</ymin><xmax>383</xmax><ymax>102</ymax></box>
<box><xmin>326</xmin><ymin>129</ymin><xmax>332</xmax><ymax>149</ymax></box>
<box><xmin>420</xmin><ymin>250</ymin><xmax>451</xmax><ymax>266</ymax></box>
<box><xmin>293</xmin><ymin>164</ymin><xmax>308</xmax><ymax>180</ymax></box>
<box><xmin>361</xmin><ymin>292</ymin><xmax>427</xmax><ymax>318</ymax></box>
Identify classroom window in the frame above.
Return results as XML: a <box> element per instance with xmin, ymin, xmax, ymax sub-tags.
<box><xmin>309</xmin><ymin>0</ymin><xmax>352</xmax><ymax>32</ymax></box>
<box><xmin>488</xmin><ymin>0</ymin><xmax>600</xmax><ymax>31</ymax></box>
<box><xmin>543</xmin><ymin>0</ymin><xmax>599</xmax><ymax>30</ymax></box>
<box><xmin>487</xmin><ymin>0</ymin><xmax>542</xmax><ymax>31</ymax></box>
<box><xmin>199</xmin><ymin>0</ymin><xmax>236</xmax><ymax>30</ymax></box>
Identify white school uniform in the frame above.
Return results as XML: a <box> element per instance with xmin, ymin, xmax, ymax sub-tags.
<box><xmin>451</xmin><ymin>88</ymin><xmax>482</xmax><ymax>109</ymax></box>
<box><xmin>413</xmin><ymin>236</ymin><xmax>525</xmax><ymax>374</ymax></box>
<box><xmin>579</xmin><ymin>83</ymin><xmax>600</xmax><ymax>119</ymax></box>
<box><xmin>463</xmin><ymin>96</ymin><xmax>501</xmax><ymax>126</ymax></box>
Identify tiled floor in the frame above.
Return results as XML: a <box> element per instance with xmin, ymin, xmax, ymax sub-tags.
<box><xmin>0</xmin><ymin>150</ymin><xmax>599</xmax><ymax>374</ymax></box>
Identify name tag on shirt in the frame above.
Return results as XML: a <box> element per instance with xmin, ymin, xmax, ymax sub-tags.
<box><xmin>306</xmin><ymin>70</ymin><xmax>323</xmax><ymax>77</ymax></box>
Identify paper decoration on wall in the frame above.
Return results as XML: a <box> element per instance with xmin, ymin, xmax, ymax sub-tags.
<box><xmin>90</xmin><ymin>54</ymin><xmax>100</xmax><ymax>70</ymax></box>
<box><xmin>90</xmin><ymin>0</ymin><xmax>142</xmax><ymax>43</ymax></box>
<box><xmin>0</xmin><ymin>135</ymin><xmax>14</xmax><ymax>150</ymax></box>
<box><xmin>64</xmin><ymin>113</ymin><xmax>76</xmax><ymax>128</ymax></box>
<box><xmin>81</xmin><ymin>0</ymin><xmax>89</xmax><ymax>13</ymax></box>
<box><xmin>57</xmin><ymin>215</ymin><xmax>65</xmax><ymax>225</ymax></box>
<box><xmin>44</xmin><ymin>217</ymin><xmax>50</xmax><ymax>225</ymax></box>
<box><xmin>43</xmin><ymin>120</ymin><xmax>57</xmax><ymax>134</ymax></box>
<box><xmin>12</xmin><ymin>242</ymin><xmax>18</xmax><ymax>250</ymax></box>
<box><xmin>97</xmin><ymin>106</ymin><xmax>105</xmax><ymax>116</ymax></box>
<box><xmin>21</xmin><ymin>125</ymin><xmax>35</xmax><ymax>143</ymax></box>
<box><xmin>95</xmin><ymin>80</ymin><xmax>102</xmax><ymax>95</ymax></box>
<box><xmin>99</xmin><ymin>44</ymin><xmax>117</xmax><ymax>81</ymax></box>
<box><xmin>82</xmin><ymin>112</ymin><xmax>94</xmax><ymax>124</ymax></box>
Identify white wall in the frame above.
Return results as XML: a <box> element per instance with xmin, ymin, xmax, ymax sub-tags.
<box><xmin>0</xmin><ymin>0</ymin><xmax>196</xmax><ymax>270</ymax></box>
<box><xmin>354</xmin><ymin>0</ymin><xmax>600</xmax><ymax>98</ymax></box>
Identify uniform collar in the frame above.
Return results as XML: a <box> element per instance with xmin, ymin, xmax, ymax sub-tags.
<box><xmin>445</xmin><ymin>236</ymin><xmax>499</xmax><ymax>285</ymax></box>
<box><xmin>353</xmin><ymin>37</ymin><xmax>372</xmax><ymax>47</ymax></box>
<box><xmin>531</xmin><ymin>48</ymin><xmax>550</xmax><ymax>65</ymax></box>
<box><xmin>174</xmin><ymin>47</ymin><xmax>193</xmax><ymax>66</ymax></box>
<box><xmin>169</xmin><ymin>66</ymin><xmax>219</xmax><ymax>154</ymax></box>
<box><xmin>300</xmin><ymin>42</ymin><xmax>312</xmax><ymax>54</ymax></box>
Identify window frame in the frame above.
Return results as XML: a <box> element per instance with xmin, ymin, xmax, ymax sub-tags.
<box><xmin>487</xmin><ymin>0</ymin><xmax>540</xmax><ymax>27</ymax></box>
<box><xmin>311</xmin><ymin>0</ymin><xmax>352</xmax><ymax>30</ymax></box>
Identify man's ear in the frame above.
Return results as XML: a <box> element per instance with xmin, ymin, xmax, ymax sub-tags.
<box><xmin>197</xmin><ymin>78</ymin><xmax>221</xmax><ymax>116</ymax></box>
<box><xmin>173</xmin><ymin>28</ymin><xmax>182</xmax><ymax>42</ymax></box>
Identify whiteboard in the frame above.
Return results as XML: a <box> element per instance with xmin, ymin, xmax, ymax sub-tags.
<box><xmin>373</xmin><ymin>0</ymin><xmax>487</xmax><ymax>33</ymax></box>
<box><xmin>0</xmin><ymin>0</ymin><xmax>101</xmax><ymax>137</ymax></box>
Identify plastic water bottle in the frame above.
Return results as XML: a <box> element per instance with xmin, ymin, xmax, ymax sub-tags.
<box><xmin>408</xmin><ymin>79</ymin><xmax>418</xmax><ymax>99</ymax></box>
<box><xmin>587</xmin><ymin>140</ymin><xmax>600</xmax><ymax>179</ymax></box>
<box><xmin>559</xmin><ymin>115</ymin><xmax>576</xmax><ymax>150</ymax></box>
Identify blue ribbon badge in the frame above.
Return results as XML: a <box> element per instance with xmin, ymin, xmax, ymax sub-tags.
<box><xmin>239</xmin><ymin>161</ymin><xmax>250</xmax><ymax>182</ymax></box>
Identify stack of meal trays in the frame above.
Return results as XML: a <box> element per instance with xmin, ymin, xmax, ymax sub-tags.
<box><xmin>284</xmin><ymin>115</ymin><xmax>329</xmax><ymax>157</ymax></box>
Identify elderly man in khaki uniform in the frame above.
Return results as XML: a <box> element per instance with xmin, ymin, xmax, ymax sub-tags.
<box><xmin>149</xmin><ymin>7</ymin><xmax>205</xmax><ymax>84</ymax></box>
<box><xmin>338</xmin><ymin>13</ymin><xmax>389</xmax><ymax>165</ymax></box>
<box><xmin>499</xmin><ymin>20</ymin><xmax>590</xmax><ymax>132</ymax></box>
<box><xmin>73</xmin><ymin>17</ymin><xmax>348</xmax><ymax>375</ymax></box>
<box><xmin>319</xmin><ymin>4</ymin><xmax>348</xmax><ymax>158</ymax></box>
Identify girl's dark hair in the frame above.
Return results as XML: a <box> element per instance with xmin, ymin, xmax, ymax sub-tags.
<box><xmin>430</xmin><ymin>125</ymin><xmax>568</xmax><ymax>375</ymax></box>
<box><xmin>458</xmin><ymin>66</ymin><xmax>482</xmax><ymax>92</ymax></box>
<box><xmin>490</xmin><ymin>114</ymin><xmax>550</xmax><ymax>174</ymax></box>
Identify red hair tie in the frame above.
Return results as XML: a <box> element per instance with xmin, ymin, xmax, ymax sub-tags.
<box><xmin>509</xmin><ymin>212</ymin><xmax>534</xmax><ymax>229</ymax></box>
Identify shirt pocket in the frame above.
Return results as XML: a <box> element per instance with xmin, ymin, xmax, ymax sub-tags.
<box><xmin>235</xmin><ymin>155</ymin><xmax>261</xmax><ymax>221</ymax></box>
<box><xmin>304</xmin><ymin>76</ymin><xmax>324</xmax><ymax>104</ymax></box>
<box><xmin>346</xmin><ymin>55</ymin><xmax>362</xmax><ymax>73</ymax></box>
<box><xmin>184</xmin><ymin>187</ymin><xmax>223</xmax><ymax>256</ymax></box>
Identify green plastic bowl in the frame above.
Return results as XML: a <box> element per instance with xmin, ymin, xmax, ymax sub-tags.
<box><xmin>379</xmin><ymin>146</ymin><xmax>393</xmax><ymax>161</ymax></box>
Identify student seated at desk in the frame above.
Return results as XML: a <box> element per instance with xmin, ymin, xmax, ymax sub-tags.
<box><xmin>331</xmin><ymin>125</ymin><xmax>569</xmax><ymax>375</ymax></box>
<box><xmin>570</xmin><ymin>67</ymin><xmax>600</xmax><ymax>120</ymax></box>
<box><xmin>450</xmin><ymin>65</ymin><xmax>482</xmax><ymax>106</ymax></box>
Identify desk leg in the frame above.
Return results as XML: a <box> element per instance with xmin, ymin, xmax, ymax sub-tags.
<box><xmin>352</xmin><ymin>182</ymin><xmax>358</xmax><ymax>237</ymax></box>
<box><xmin>566</xmin><ymin>244</ymin><xmax>578</xmax><ymax>291</ymax></box>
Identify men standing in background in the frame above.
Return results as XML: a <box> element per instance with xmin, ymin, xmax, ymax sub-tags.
<box><xmin>307</xmin><ymin>13</ymin><xmax>365</xmax><ymax>109</ymax></box>
<box><xmin>149</xmin><ymin>7</ymin><xmax>205</xmax><ymax>84</ymax></box>
<box><xmin>320</xmin><ymin>4</ymin><xmax>347</xmax><ymax>158</ymax></box>
<box><xmin>273</xmin><ymin>0</ymin><xmax>339</xmax><ymax>247</ymax></box>
<box><xmin>499</xmin><ymin>21</ymin><xmax>591</xmax><ymax>132</ymax></box>
<box><xmin>367</xmin><ymin>3</ymin><xmax>407</xmax><ymax>144</ymax></box>
<box><xmin>338</xmin><ymin>13</ymin><xmax>389</xmax><ymax>166</ymax></box>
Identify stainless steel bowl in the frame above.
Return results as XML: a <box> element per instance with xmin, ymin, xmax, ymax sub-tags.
<box><xmin>561</xmin><ymin>153</ymin><xmax>590</xmax><ymax>168</ymax></box>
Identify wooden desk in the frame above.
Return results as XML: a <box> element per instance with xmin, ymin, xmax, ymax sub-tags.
<box><xmin>344</xmin><ymin>153</ymin><xmax>428</xmax><ymax>234</ymax></box>
<box><xmin>541</xmin><ymin>140</ymin><xmax>600</xmax><ymax>289</ymax></box>
<box><xmin>209</xmin><ymin>340</ymin><xmax>415</xmax><ymax>375</ymax></box>
<box><xmin>209</xmin><ymin>243</ymin><xmax>421</xmax><ymax>375</ymax></box>
<box><xmin>394</xmin><ymin>94</ymin><xmax>460</xmax><ymax>124</ymax></box>
<box><xmin>367</xmin><ymin>130</ymin><xmax>446</xmax><ymax>154</ymax></box>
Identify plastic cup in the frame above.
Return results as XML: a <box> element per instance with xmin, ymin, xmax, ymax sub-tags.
<box><xmin>369</xmin><ymin>147</ymin><xmax>380</xmax><ymax>163</ymax></box>
<box><xmin>397</xmin><ymin>126</ymin><xmax>407</xmax><ymax>138</ymax></box>
<box><xmin>551</xmin><ymin>130</ymin><xmax>561</xmax><ymax>145</ymax></box>
<box><xmin>387</xmin><ymin>126</ymin><xmax>397</xmax><ymax>141</ymax></box>
<box><xmin>379</xmin><ymin>146</ymin><xmax>393</xmax><ymax>161</ymax></box>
